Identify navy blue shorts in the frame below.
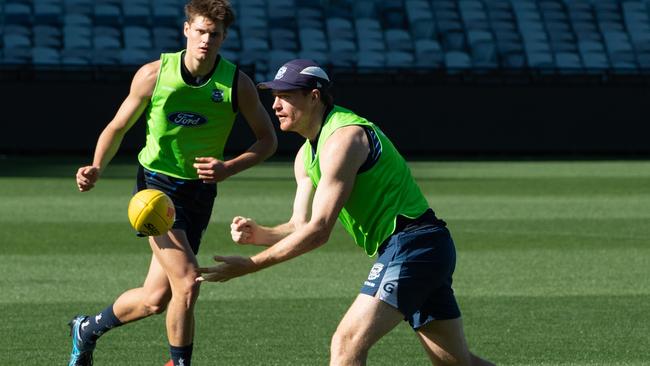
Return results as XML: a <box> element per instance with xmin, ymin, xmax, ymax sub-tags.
<box><xmin>360</xmin><ymin>221</ymin><xmax>461</xmax><ymax>329</ymax></box>
<box><xmin>134</xmin><ymin>166</ymin><xmax>216</xmax><ymax>254</ymax></box>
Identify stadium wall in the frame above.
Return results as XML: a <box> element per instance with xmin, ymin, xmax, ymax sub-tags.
<box><xmin>2</xmin><ymin>73</ymin><xmax>649</xmax><ymax>157</ymax></box>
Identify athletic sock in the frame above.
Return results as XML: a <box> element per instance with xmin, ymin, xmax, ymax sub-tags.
<box><xmin>79</xmin><ymin>304</ymin><xmax>123</xmax><ymax>344</ymax></box>
<box><xmin>170</xmin><ymin>343</ymin><xmax>193</xmax><ymax>366</ymax></box>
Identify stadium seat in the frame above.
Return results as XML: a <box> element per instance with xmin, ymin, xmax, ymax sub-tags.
<box><xmin>123</xmin><ymin>2</ymin><xmax>151</xmax><ymax>26</ymax></box>
<box><xmin>555</xmin><ymin>52</ymin><xmax>583</xmax><ymax>73</ymax></box>
<box><xmin>326</xmin><ymin>18</ymin><xmax>356</xmax><ymax>41</ymax></box>
<box><xmin>267</xmin><ymin>0</ymin><xmax>295</xmax><ymax>20</ymax></box>
<box><xmin>34</xmin><ymin>1</ymin><xmax>63</xmax><ymax>26</ymax></box>
<box><xmin>121</xmin><ymin>48</ymin><xmax>156</xmax><ymax>66</ymax></box>
<box><xmin>34</xmin><ymin>25</ymin><xmax>62</xmax><ymax>48</ymax></box>
<box><xmin>152</xmin><ymin>4</ymin><xmax>182</xmax><ymax>27</ymax></box>
<box><xmin>299</xmin><ymin>29</ymin><xmax>328</xmax><ymax>52</ymax></box>
<box><xmin>3</xmin><ymin>2</ymin><xmax>32</xmax><ymax>25</ymax></box>
<box><xmin>32</xmin><ymin>46</ymin><xmax>61</xmax><ymax>65</ymax></box>
<box><xmin>64</xmin><ymin>0</ymin><xmax>93</xmax><ymax>16</ymax></box>
<box><xmin>153</xmin><ymin>26</ymin><xmax>182</xmax><ymax>51</ymax></box>
<box><xmin>445</xmin><ymin>50</ymin><xmax>472</xmax><ymax>69</ymax></box>
<box><xmin>267</xmin><ymin>49</ymin><xmax>297</xmax><ymax>76</ymax></box>
<box><xmin>352</xmin><ymin>0</ymin><xmax>378</xmax><ymax>19</ymax></box>
<box><xmin>384</xmin><ymin>29</ymin><xmax>414</xmax><ymax>52</ymax></box>
<box><xmin>124</xmin><ymin>26</ymin><xmax>152</xmax><ymax>49</ymax></box>
<box><xmin>3</xmin><ymin>47</ymin><xmax>32</xmax><ymax>64</ymax></box>
<box><xmin>3</xmin><ymin>33</ymin><xmax>31</xmax><ymax>49</ymax></box>
<box><xmin>357</xmin><ymin>51</ymin><xmax>386</xmax><ymax>69</ymax></box>
<box><xmin>270</xmin><ymin>28</ymin><xmax>299</xmax><ymax>51</ymax></box>
<box><xmin>94</xmin><ymin>3</ymin><xmax>121</xmax><ymax>27</ymax></box>
<box><xmin>61</xmin><ymin>48</ymin><xmax>91</xmax><ymax>65</ymax></box>
<box><xmin>298</xmin><ymin>49</ymin><xmax>330</xmax><ymax>66</ymax></box>
<box><xmin>414</xmin><ymin>39</ymin><xmax>444</xmax><ymax>67</ymax></box>
<box><xmin>385</xmin><ymin>50</ymin><xmax>415</xmax><ymax>68</ymax></box>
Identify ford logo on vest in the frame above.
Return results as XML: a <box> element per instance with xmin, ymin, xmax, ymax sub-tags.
<box><xmin>167</xmin><ymin>112</ymin><xmax>208</xmax><ymax>127</ymax></box>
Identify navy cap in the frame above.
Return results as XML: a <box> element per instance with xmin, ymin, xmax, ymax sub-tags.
<box><xmin>258</xmin><ymin>59</ymin><xmax>331</xmax><ymax>91</ymax></box>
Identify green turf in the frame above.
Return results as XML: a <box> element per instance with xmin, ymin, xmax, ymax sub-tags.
<box><xmin>1</xmin><ymin>158</ymin><xmax>649</xmax><ymax>365</ymax></box>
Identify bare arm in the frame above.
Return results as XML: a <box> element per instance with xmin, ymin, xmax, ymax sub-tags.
<box><xmin>75</xmin><ymin>61</ymin><xmax>159</xmax><ymax>191</ymax></box>
<box><xmin>230</xmin><ymin>144</ymin><xmax>314</xmax><ymax>246</ymax></box>
<box><xmin>198</xmin><ymin>126</ymin><xmax>369</xmax><ymax>282</ymax></box>
<box><xmin>194</xmin><ymin>71</ymin><xmax>277</xmax><ymax>183</ymax></box>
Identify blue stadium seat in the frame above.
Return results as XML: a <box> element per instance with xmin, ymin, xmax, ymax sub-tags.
<box><xmin>385</xmin><ymin>50</ymin><xmax>415</xmax><ymax>68</ymax></box>
<box><xmin>555</xmin><ymin>52</ymin><xmax>583</xmax><ymax>73</ymax></box>
<box><xmin>298</xmin><ymin>49</ymin><xmax>329</xmax><ymax>66</ymax></box>
<box><xmin>34</xmin><ymin>25</ymin><xmax>62</xmax><ymax>48</ymax></box>
<box><xmin>121</xmin><ymin>48</ymin><xmax>156</xmax><ymax>66</ymax></box>
<box><xmin>296</xmin><ymin>7</ymin><xmax>325</xmax><ymax>29</ymax></box>
<box><xmin>94</xmin><ymin>3</ymin><xmax>121</xmax><ymax>27</ymax></box>
<box><xmin>414</xmin><ymin>39</ymin><xmax>444</xmax><ymax>67</ymax></box>
<box><xmin>445</xmin><ymin>50</ymin><xmax>472</xmax><ymax>69</ymax></box>
<box><xmin>357</xmin><ymin>51</ymin><xmax>386</xmax><ymax>69</ymax></box>
<box><xmin>123</xmin><ymin>2</ymin><xmax>151</xmax><ymax>26</ymax></box>
<box><xmin>221</xmin><ymin>27</ymin><xmax>240</xmax><ymax>51</ymax></box>
<box><xmin>352</xmin><ymin>0</ymin><xmax>378</xmax><ymax>19</ymax></box>
<box><xmin>34</xmin><ymin>1</ymin><xmax>63</xmax><ymax>26</ymax></box>
<box><xmin>526</xmin><ymin>51</ymin><xmax>554</xmax><ymax>68</ymax></box>
<box><xmin>3</xmin><ymin>33</ymin><xmax>31</xmax><ymax>48</ymax></box>
<box><xmin>153</xmin><ymin>26</ymin><xmax>181</xmax><ymax>52</ymax></box>
<box><xmin>92</xmin><ymin>49</ymin><xmax>121</xmax><ymax>65</ymax></box>
<box><xmin>385</xmin><ymin>29</ymin><xmax>414</xmax><ymax>52</ymax></box>
<box><xmin>61</xmin><ymin>48</ymin><xmax>91</xmax><ymax>65</ymax></box>
<box><xmin>270</xmin><ymin>28</ymin><xmax>299</xmax><ymax>51</ymax></box>
<box><xmin>299</xmin><ymin>29</ymin><xmax>328</xmax><ymax>52</ymax></box>
<box><xmin>581</xmin><ymin>52</ymin><xmax>610</xmax><ymax>70</ymax></box>
<box><xmin>3</xmin><ymin>47</ymin><xmax>32</xmax><ymax>64</ymax></box>
<box><xmin>268</xmin><ymin>49</ymin><xmax>297</xmax><ymax>77</ymax></box>
<box><xmin>4</xmin><ymin>2</ymin><xmax>32</xmax><ymax>25</ymax></box>
<box><xmin>32</xmin><ymin>46</ymin><xmax>61</xmax><ymax>65</ymax></box>
<box><xmin>152</xmin><ymin>3</ymin><xmax>182</xmax><ymax>27</ymax></box>
<box><xmin>64</xmin><ymin>0</ymin><xmax>92</xmax><ymax>16</ymax></box>
<box><xmin>405</xmin><ymin>0</ymin><xmax>435</xmax><ymax>39</ymax></box>
<box><xmin>124</xmin><ymin>26</ymin><xmax>152</xmax><ymax>49</ymax></box>
<box><xmin>326</xmin><ymin>18</ymin><xmax>355</xmax><ymax>41</ymax></box>
<box><xmin>267</xmin><ymin>0</ymin><xmax>295</xmax><ymax>20</ymax></box>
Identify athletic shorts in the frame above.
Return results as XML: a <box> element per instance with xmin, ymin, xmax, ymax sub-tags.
<box><xmin>134</xmin><ymin>165</ymin><xmax>216</xmax><ymax>254</ymax></box>
<box><xmin>360</xmin><ymin>214</ymin><xmax>461</xmax><ymax>329</ymax></box>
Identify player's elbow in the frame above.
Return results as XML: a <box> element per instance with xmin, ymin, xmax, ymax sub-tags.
<box><xmin>261</xmin><ymin>131</ymin><xmax>278</xmax><ymax>158</ymax></box>
<box><xmin>306</xmin><ymin>221</ymin><xmax>332</xmax><ymax>248</ymax></box>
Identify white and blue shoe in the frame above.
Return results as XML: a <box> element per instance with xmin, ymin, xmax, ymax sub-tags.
<box><xmin>68</xmin><ymin>315</ymin><xmax>95</xmax><ymax>366</ymax></box>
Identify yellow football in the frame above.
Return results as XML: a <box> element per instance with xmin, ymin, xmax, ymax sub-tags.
<box><xmin>128</xmin><ymin>189</ymin><xmax>175</xmax><ymax>236</ymax></box>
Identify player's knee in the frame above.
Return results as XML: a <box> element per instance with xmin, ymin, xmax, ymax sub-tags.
<box><xmin>171</xmin><ymin>274</ymin><xmax>201</xmax><ymax>305</ymax></box>
<box><xmin>143</xmin><ymin>291</ymin><xmax>171</xmax><ymax>315</ymax></box>
<box><xmin>331</xmin><ymin>327</ymin><xmax>368</xmax><ymax>356</ymax></box>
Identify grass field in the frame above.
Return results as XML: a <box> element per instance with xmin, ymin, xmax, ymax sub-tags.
<box><xmin>1</xmin><ymin>157</ymin><xmax>649</xmax><ymax>365</ymax></box>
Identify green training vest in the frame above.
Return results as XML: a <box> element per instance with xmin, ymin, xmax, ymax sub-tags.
<box><xmin>138</xmin><ymin>51</ymin><xmax>238</xmax><ymax>179</ymax></box>
<box><xmin>303</xmin><ymin>105</ymin><xmax>430</xmax><ymax>256</ymax></box>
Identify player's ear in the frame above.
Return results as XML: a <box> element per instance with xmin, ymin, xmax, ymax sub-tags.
<box><xmin>183</xmin><ymin>21</ymin><xmax>190</xmax><ymax>38</ymax></box>
<box><xmin>311</xmin><ymin>89</ymin><xmax>321</xmax><ymax>104</ymax></box>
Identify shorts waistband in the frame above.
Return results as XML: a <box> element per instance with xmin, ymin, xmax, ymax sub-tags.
<box><xmin>377</xmin><ymin>209</ymin><xmax>446</xmax><ymax>254</ymax></box>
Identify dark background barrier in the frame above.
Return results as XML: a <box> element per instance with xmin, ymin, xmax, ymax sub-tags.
<box><xmin>2</xmin><ymin>68</ymin><xmax>649</xmax><ymax>157</ymax></box>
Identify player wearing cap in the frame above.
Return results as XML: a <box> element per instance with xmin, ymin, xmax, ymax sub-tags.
<box><xmin>197</xmin><ymin>59</ymin><xmax>494</xmax><ymax>366</ymax></box>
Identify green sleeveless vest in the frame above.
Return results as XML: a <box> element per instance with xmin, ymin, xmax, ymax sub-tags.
<box><xmin>138</xmin><ymin>51</ymin><xmax>238</xmax><ymax>179</ymax></box>
<box><xmin>303</xmin><ymin>105</ymin><xmax>430</xmax><ymax>256</ymax></box>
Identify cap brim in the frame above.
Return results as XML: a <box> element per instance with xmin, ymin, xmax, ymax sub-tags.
<box><xmin>257</xmin><ymin>79</ymin><xmax>303</xmax><ymax>90</ymax></box>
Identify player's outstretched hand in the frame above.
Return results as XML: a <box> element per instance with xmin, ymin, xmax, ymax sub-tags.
<box><xmin>196</xmin><ymin>255</ymin><xmax>257</xmax><ymax>283</ymax></box>
<box><xmin>193</xmin><ymin>157</ymin><xmax>230</xmax><ymax>183</ymax></box>
<box><xmin>76</xmin><ymin>166</ymin><xmax>100</xmax><ymax>192</ymax></box>
<box><xmin>231</xmin><ymin>216</ymin><xmax>260</xmax><ymax>245</ymax></box>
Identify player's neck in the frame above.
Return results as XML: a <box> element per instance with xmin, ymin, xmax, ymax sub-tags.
<box><xmin>304</xmin><ymin>103</ymin><xmax>327</xmax><ymax>141</ymax></box>
<box><xmin>183</xmin><ymin>52</ymin><xmax>218</xmax><ymax>78</ymax></box>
